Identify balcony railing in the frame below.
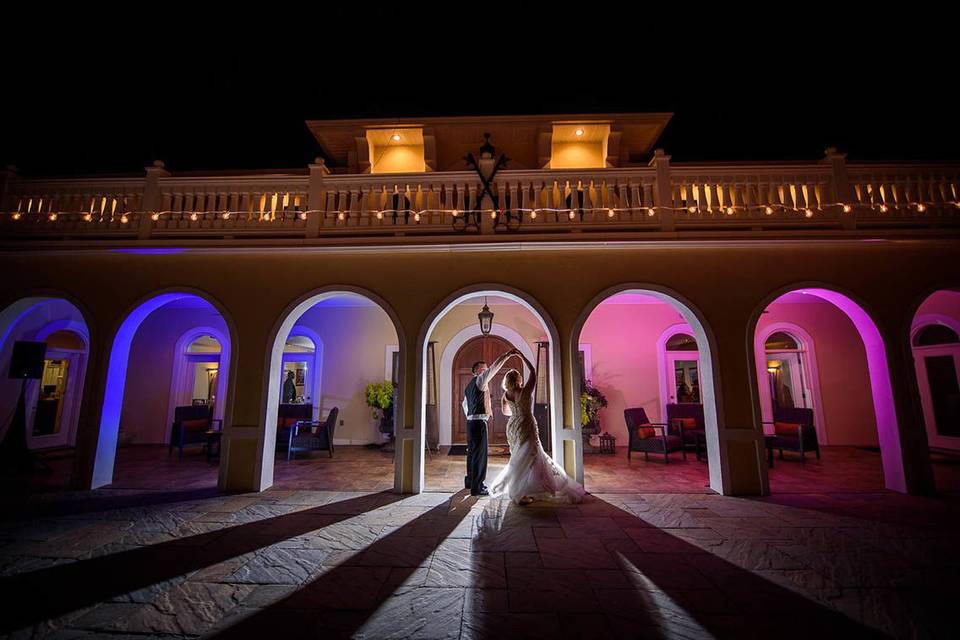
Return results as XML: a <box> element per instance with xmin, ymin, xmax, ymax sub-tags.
<box><xmin>2</xmin><ymin>158</ymin><xmax>958</xmax><ymax>243</ymax></box>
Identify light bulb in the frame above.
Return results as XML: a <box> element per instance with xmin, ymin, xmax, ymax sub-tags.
<box><xmin>299</xmin><ymin>212</ymin><xmax>307</xmax><ymax>220</ymax></box>
<box><xmin>842</xmin><ymin>204</ymin><xmax>852</xmax><ymax>213</ymax></box>
<box><xmin>190</xmin><ymin>212</ymin><xmax>198</xmax><ymax>221</ymax></box>
<box><xmin>607</xmin><ymin>208</ymin><xmax>615</xmax><ymax>218</ymax></box>
<box><xmin>804</xmin><ymin>208</ymin><xmax>813</xmax><ymax>218</ymax></box>
<box><xmin>687</xmin><ymin>205</ymin><xmax>697</xmax><ymax>213</ymax></box>
<box><xmin>151</xmin><ymin>212</ymin><xmax>160</xmax><ymax>221</ymax></box>
<box><xmin>48</xmin><ymin>212</ymin><xmax>57</xmax><ymax>221</ymax></box>
<box><xmin>879</xmin><ymin>204</ymin><xmax>888</xmax><ymax>213</ymax></box>
<box><xmin>575</xmin><ymin>128</ymin><xmax>584</xmax><ymax>137</ymax></box>
<box><xmin>568</xmin><ymin>211</ymin><xmax>576</xmax><ymax>220</ymax></box>
<box><xmin>764</xmin><ymin>206</ymin><xmax>774</xmax><ymax>215</ymax></box>
<box><xmin>647</xmin><ymin>207</ymin><xmax>655</xmax><ymax>216</ymax></box>
<box><xmin>376</xmin><ymin>211</ymin><xmax>383</xmax><ymax>219</ymax></box>
<box><xmin>414</xmin><ymin>212</ymin><xmax>421</xmax><ymax>222</ymax></box>
<box><xmin>222</xmin><ymin>212</ymin><xmax>231</xmax><ymax>220</ymax></box>
<box><xmin>120</xmin><ymin>214</ymin><xmax>129</xmax><ymax>224</ymax></box>
<box><xmin>337</xmin><ymin>212</ymin><xmax>345</xmax><ymax>221</ymax></box>
<box><xmin>726</xmin><ymin>206</ymin><xmax>735</xmax><ymax>215</ymax></box>
<box><xmin>490</xmin><ymin>211</ymin><xmax>496</xmax><ymax>219</ymax></box>
<box><xmin>391</xmin><ymin>133</ymin><xmax>401</xmax><ymax>142</ymax></box>
<box><xmin>12</xmin><ymin>212</ymin><xmax>21</xmax><ymax>220</ymax></box>
<box><xmin>917</xmin><ymin>203</ymin><xmax>926</xmax><ymax>212</ymax></box>
<box><xmin>530</xmin><ymin>210</ymin><xmax>537</xmax><ymax>219</ymax></box>
<box><xmin>451</xmin><ymin>209</ymin><xmax>459</xmax><ymax>217</ymax></box>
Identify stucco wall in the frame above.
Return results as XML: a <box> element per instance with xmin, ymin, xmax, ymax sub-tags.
<box><xmin>121</xmin><ymin>305</ymin><xmax>228</xmax><ymax>444</ymax></box>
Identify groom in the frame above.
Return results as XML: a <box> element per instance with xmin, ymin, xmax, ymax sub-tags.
<box><xmin>462</xmin><ymin>348</ymin><xmax>517</xmax><ymax>496</ymax></box>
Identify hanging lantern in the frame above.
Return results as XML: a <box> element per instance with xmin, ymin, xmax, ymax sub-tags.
<box><xmin>478</xmin><ymin>297</ymin><xmax>494</xmax><ymax>335</ymax></box>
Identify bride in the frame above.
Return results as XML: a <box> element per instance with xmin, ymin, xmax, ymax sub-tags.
<box><xmin>489</xmin><ymin>349</ymin><xmax>585</xmax><ymax>505</ymax></box>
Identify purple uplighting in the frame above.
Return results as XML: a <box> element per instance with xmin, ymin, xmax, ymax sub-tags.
<box><xmin>93</xmin><ymin>293</ymin><xmax>226</xmax><ymax>488</ymax></box>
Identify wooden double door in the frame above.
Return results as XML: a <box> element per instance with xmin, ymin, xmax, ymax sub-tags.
<box><xmin>452</xmin><ymin>336</ymin><xmax>513</xmax><ymax>445</ymax></box>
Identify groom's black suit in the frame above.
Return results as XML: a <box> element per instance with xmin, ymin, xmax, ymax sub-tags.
<box><xmin>463</xmin><ymin>377</ymin><xmax>489</xmax><ymax>494</ymax></box>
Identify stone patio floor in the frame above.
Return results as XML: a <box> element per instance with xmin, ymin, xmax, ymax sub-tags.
<box><xmin>1</xmin><ymin>445</ymin><xmax>959</xmax><ymax>638</ymax></box>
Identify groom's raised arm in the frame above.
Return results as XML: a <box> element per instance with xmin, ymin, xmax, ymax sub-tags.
<box><xmin>477</xmin><ymin>350</ymin><xmax>515</xmax><ymax>389</ymax></box>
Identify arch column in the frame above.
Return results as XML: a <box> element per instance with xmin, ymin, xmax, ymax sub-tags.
<box><xmin>712</xmin><ymin>306</ymin><xmax>768</xmax><ymax>495</ymax></box>
<box><xmin>220</xmin><ymin>319</ymin><xmax>271</xmax><ymax>492</ymax></box>
<box><xmin>69</xmin><ymin>329</ymin><xmax>108</xmax><ymax>490</ymax></box>
<box><xmin>400</xmin><ymin>321</ymin><xmax>421</xmax><ymax>493</ymax></box>
<box><xmin>557</xmin><ymin>321</ymin><xmax>583</xmax><ymax>484</ymax></box>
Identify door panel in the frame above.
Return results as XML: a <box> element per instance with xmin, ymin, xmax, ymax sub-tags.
<box><xmin>452</xmin><ymin>336</ymin><xmax>512</xmax><ymax>445</ymax></box>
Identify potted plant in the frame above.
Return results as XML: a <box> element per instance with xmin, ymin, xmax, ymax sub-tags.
<box><xmin>365</xmin><ymin>380</ymin><xmax>395</xmax><ymax>437</ymax></box>
<box><xmin>580</xmin><ymin>380</ymin><xmax>608</xmax><ymax>450</ymax></box>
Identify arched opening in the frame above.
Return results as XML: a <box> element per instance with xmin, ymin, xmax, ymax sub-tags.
<box><xmin>910</xmin><ymin>289</ymin><xmax>960</xmax><ymax>491</ymax></box>
<box><xmin>751</xmin><ymin>287</ymin><xmax>905</xmax><ymax>493</ymax></box>
<box><xmin>95</xmin><ymin>292</ymin><xmax>234</xmax><ymax>490</ymax></box>
<box><xmin>416</xmin><ymin>287</ymin><xmax>564</xmax><ymax>494</ymax></box>
<box><xmin>262</xmin><ymin>290</ymin><xmax>400</xmax><ymax>492</ymax></box>
<box><xmin>754</xmin><ymin>324</ymin><xmax>828</xmax><ymax>448</ymax></box>
<box><xmin>0</xmin><ymin>297</ymin><xmax>90</xmax><ymax>490</ymax></box>
<box><xmin>573</xmin><ymin>289</ymin><xmax>722</xmax><ymax>494</ymax></box>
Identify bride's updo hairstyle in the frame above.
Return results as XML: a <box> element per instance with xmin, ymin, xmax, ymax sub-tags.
<box><xmin>502</xmin><ymin>369</ymin><xmax>521</xmax><ymax>392</ymax></box>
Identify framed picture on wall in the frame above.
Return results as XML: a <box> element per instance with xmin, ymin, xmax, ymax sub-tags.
<box><xmin>295</xmin><ymin>368</ymin><xmax>305</xmax><ymax>386</ymax></box>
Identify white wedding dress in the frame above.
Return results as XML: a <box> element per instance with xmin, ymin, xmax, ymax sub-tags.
<box><xmin>489</xmin><ymin>381</ymin><xmax>585</xmax><ymax>504</ymax></box>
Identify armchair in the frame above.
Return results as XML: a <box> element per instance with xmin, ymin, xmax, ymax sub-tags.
<box><xmin>277</xmin><ymin>403</ymin><xmax>313</xmax><ymax>453</ymax></box>
<box><xmin>768</xmin><ymin>407</ymin><xmax>820</xmax><ymax>462</ymax></box>
<box><xmin>169</xmin><ymin>404</ymin><xmax>212</xmax><ymax>460</ymax></box>
<box><xmin>666</xmin><ymin>403</ymin><xmax>707</xmax><ymax>461</ymax></box>
<box><xmin>624</xmin><ymin>407</ymin><xmax>686</xmax><ymax>463</ymax></box>
<box><xmin>288</xmin><ymin>407</ymin><xmax>339</xmax><ymax>460</ymax></box>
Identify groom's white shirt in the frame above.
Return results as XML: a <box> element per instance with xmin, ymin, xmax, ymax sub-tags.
<box><xmin>461</xmin><ymin>353</ymin><xmax>510</xmax><ymax>420</ymax></box>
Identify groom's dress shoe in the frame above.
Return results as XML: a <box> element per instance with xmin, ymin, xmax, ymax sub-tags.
<box><xmin>471</xmin><ymin>488</ymin><xmax>490</xmax><ymax>496</ymax></box>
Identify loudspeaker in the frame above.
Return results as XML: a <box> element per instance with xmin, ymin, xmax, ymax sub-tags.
<box><xmin>9</xmin><ymin>341</ymin><xmax>46</xmax><ymax>380</ymax></box>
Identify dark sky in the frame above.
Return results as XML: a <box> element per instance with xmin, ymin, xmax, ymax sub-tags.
<box><xmin>5</xmin><ymin>40</ymin><xmax>958</xmax><ymax>176</ymax></box>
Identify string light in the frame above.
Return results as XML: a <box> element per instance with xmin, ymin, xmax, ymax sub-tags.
<box><xmin>10</xmin><ymin>199</ymin><xmax>959</xmax><ymax>227</ymax></box>
<box><xmin>120</xmin><ymin>214</ymin><xmax>129</xmax><ymax>224</ymax></box>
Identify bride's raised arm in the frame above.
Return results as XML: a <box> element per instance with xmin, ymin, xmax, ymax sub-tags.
<box><xmin>519</xmin><ymin>353</ymin><xmax>537</xmax><ymax>393</ymax></box>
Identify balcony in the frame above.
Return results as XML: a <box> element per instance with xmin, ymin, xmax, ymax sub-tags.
<box><xmin>2</xmin><ymin>154</ymin><xmax>958</xmax><ymax>246</ymax></box>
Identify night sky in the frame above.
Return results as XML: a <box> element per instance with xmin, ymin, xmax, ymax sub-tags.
<box><xmin>5</xmin><ymin>41</ymin><xmax>957</xmax><ymax>176</ymax></box>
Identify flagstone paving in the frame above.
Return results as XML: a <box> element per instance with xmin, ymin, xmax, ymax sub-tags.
<box><xmin>1</xmin><ymin>482</ymin><xmax>958</xmax><ymax>639</ymax></box>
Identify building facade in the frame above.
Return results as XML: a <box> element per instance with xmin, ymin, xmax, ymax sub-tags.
<box><xmin>2</xmin><ymin>113</ymin><xmax>959</xmax><ymax>498</ymax></box>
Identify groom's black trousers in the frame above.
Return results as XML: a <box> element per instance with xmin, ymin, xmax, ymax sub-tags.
<box><xmin>465</xmin><ymin>419</ymin><xmax>489</xmax><ymax>493</ymax></box>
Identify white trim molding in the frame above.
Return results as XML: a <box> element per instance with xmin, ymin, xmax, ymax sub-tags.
<box><xmin>438</xmin><ymin>323</ymin><xmax>536</xmax><ymax>446</ymax></box>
